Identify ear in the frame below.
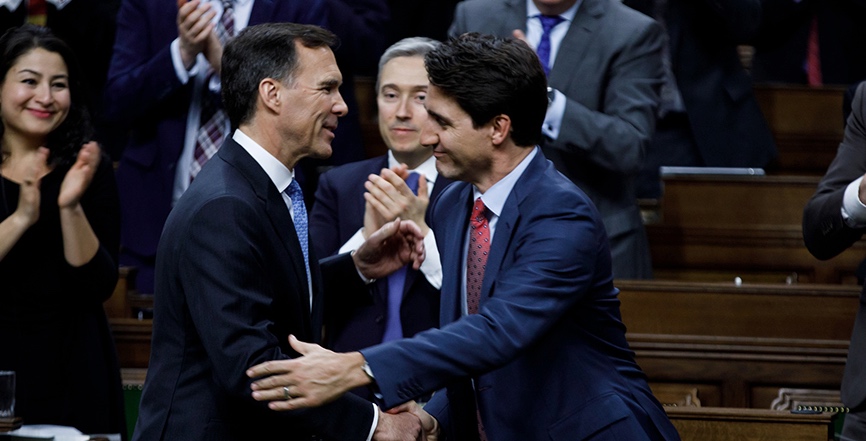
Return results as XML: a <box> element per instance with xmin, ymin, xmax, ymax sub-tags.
<box><xmin>258</xmin><ymin>78</ymin><xmax>281</xmax><ymax>114</ymax></box>
<box><xmin>490</xmin><ymin>114</ymin><xmax>512</xmax><ymax>146</ymax></box>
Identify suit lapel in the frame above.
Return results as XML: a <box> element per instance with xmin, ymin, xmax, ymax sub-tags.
<box><xmin>481</xmin><ymin>152</ymin><xmax>546</xmax><ymax>305</ymax></box>
<box><xmin>548</xmin><ymin>0</ymin><xmax>606</xmax><ymax>89</ymax></box>
<box><xmin>440</xmin><ymin>184</ymin><xmax>474</xmax><ymax>324</ymax></box>
<box><xmin>219</xmin><ymin>140</ymin><xmax>313</xmax><ymax>330</ymax></box>
<box><xmin>502</xmin><ymin>0</ymin><xmax>528</xmax><ymax>35</ymax></box>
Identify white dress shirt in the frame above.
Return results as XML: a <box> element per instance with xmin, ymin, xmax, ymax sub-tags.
<box><xmin>525</xmin><ymin>0</ymin><xmax>581</xmax><ymax>141</ymax></box>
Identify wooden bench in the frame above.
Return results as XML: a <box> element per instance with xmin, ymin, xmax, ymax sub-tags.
<box><xmin>646</xmin><ymin>174</ymin><xmax>866</xmax><ymax>283</ymax></box>
<box><xmin>619</xmin><ymin>280</ymin><xmax>858</xmax><ymax>408</ymax></box>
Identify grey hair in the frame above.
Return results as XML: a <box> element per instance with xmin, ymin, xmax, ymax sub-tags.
<box><xmin>376</xmin><ymin>37</ymin><xmax>441</xmax><ymax>92</ymax></box>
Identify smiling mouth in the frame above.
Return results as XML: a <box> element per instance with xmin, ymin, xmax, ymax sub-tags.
<box><xmin>28</xmin><ymin>108</ymin><xmax>54</xmax><ymax>118</ymax></box>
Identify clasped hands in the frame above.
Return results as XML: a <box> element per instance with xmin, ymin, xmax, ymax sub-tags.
<box><xmin>177</xmin><ymin>0</ymin><xmax>223</xmax><ymax>72</ymax></box>
<box><xmin>247</xmin><ymin>336</ymin><xmax>438</xmax><ymax>441</ymax></box>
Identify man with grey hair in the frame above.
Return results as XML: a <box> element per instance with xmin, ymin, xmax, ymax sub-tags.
<box><xmin>310</xmin><ymin>38</ymin><xmax>452</xmax><ymax>402</ymax></box>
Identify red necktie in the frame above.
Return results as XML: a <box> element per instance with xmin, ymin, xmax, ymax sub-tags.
<box><xmin>467</xmin><ymin>198</ymin><xmax>490</xmax><ymax>315</ymax></box>
<box><xmin>27</xmin><ymin>0</ymin><xmax>47</xmax><ymax>26</ymax></box>
<box><xmin>806</xmin><ymin>15</ymin><xmax>822</xmax><ymax>87</ymax></box>
<box><xmin>467</xmin><ymin>198</ymin><xmax>490</xmax><ymax>440</ymax></box>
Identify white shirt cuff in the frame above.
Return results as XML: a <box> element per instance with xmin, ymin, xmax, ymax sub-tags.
<box><xmin>542</xmin><ymin>88</ymin><xmax>566</xmax><ymax>141</ymax></box>
<box><xmin>366</xmin><ymin>403</ymin><xmax>379</xmax><ymax>441</ymax></box>
<box><xmin>339</xmin><ymin>229</ymin><xmax>366</xmax><ymax>255</ymax></box>
<box><xmin>419</xmin><ymin>230</ymin><xmax>442</xmax><ymax>289</ymax></box>
<box><xmin>842</xmin><ymin>176</ymin><xmax>866</xmax><ymax>228</ymax></box>
<box><xmin>170</xmin><ymin>38</ymin><xmax>198</xmax><ymax>85</ymax></box>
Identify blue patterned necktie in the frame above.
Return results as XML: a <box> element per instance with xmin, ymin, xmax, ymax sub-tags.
<box><xmin>286</xmin><ymin>179</ymin><xmax>311</xmax><ymax>288</ymax></box>
<box><xmin>536</xmin><ymin>15</ymin><xmax>565</xmax><ymax>77</ymax></box>
<box><xmin>381</xmin><ymin>172</ymin><xmax>421</xmax><ymax>342</ymax></box>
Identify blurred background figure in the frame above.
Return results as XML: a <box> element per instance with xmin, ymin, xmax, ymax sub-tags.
<box><xmin>624</xmin><ymin>0</ymin><xmax>777</xmax><ymax>199</ymax></box>
<box><xmin>0</xmin><ymin>0</ymin><xmax>122</xmax><ymax>159</ymax></box>
<box><xmin>752</xmin><ymin>0</ymin><xmax>866</xmax><ymax>87</ymax></box>
<box><xmin>0</xmin><ymin>25</ymin><xmax>124</xmax><ymax>438</ymax></box>
<box><xmin>104</xmin><ymin>0</ymin><xmax>327</xmax><ymax>295</ymax></box>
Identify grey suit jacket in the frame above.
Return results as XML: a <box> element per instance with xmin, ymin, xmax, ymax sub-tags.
<box><xmin>803</xmin><ymin>82</ymin><xmax>866</xmax><ymax>409</ymax></box>
<box><xmin>450</xmin><ymin>0</ymin><xmax>664</xmax><ymax>279</ymax></box>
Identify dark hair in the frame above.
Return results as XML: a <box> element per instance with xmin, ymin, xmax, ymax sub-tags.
<box><xmin>425</xmin><ymin>33</ymin><xmax>547</xmax><ymax>147</ymax></box>
<box><xmin>222</xmin><ymin>22</ymin><xmax>338</xmax><ymax>128</ymax></box>
<box><xmin>0</xmin><ymin>24</ymin><xmax>92</xmax><ymax>167</ymax></box>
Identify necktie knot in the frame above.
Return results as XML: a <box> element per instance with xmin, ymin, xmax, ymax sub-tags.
<box><xmin>405</xmin><ymin>172</ymin><xmax>420</xmax><ymax>195</ymax></box>
<box><xmin>535</xmin><ymin>15</ymin><xmax>565</xmax><ymax>76</ymax></box>
<box><xmin>538</xmin><ymin>14</ymin><xmax>565</xmax><ymax>33</ymax></box>
<box><xmin>471</xmin><ymin>198</ymin><xmax>488</xmax><ymax>228</ymax></box>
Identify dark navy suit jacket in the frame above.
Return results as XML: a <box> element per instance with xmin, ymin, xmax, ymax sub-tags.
<box><xmin>104</xmin><ymin>0</ymin><xmax>327</xmax><ymax>283</ymax></box>
<box><xmin>360</xmin><ymin>150</ymin><xmax>680</xmax><ymax>441</ymax></box>
<box><xmin>133</xmin><ymin>138</ymin><xmax>375</xmax><ymax>441</ymax></box>
<box><xmin>310</xmin><ymin>156</ymin><xmax>451</xmax><ymax>353</ymax></box>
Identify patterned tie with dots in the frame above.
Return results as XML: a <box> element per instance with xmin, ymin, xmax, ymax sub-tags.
<box><xmin>286</xmin><ymin>179</ymin><xmax>311</xmax><ymax>289</ymax></box>
<box><xmin>466</xmin><ymin>198</ymin><xmax>490</xmax><ymax>315</ymax></box>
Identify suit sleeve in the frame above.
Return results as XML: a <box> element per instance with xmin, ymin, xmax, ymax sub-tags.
<box><xmin>361</xmin><ymin>189</ymin><xmax>605</xmax><ymax>407</ymax></box>
<box><xmin>103</xmin><ymin>0</ymin><xmax>185</xmax><ymax>125</ymax></box>
<box><xmin>549</xmin><ymin>19</ymin><xmax>665</xmax><ymax>174</ymax></box>
<box><xmin>803</xmin><ymin>82</ymin><xmax>866</xmax><ymax>260</ymax></box>
<box><xmin>179</xmin><ymin>196</ymin><xmax>374</xmax><ymax>440</ymax></box>
<box><xmin>309</xmin><ymin>169</ymin><xmax>344</xmax><ymax>257</ymax></box>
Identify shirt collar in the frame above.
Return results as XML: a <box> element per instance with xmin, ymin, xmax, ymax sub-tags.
<box><xmin>233</xmin><ymin>129</ymin><xmax>295</xmax><ymax>193</ymax></box>
<box><xmin>387</xmin><ymin>151</ymin><xmax>439</xmax><ymax>184</ymax></box>
<box><xmin>473</xmin><ymin>147</ymin><xmax>538</xmax><ymax>218</ymax></box>
<box><xmin>527</xmin><ymin>0</ymin><xmax>580</xmax><ymax>22</ymax></box>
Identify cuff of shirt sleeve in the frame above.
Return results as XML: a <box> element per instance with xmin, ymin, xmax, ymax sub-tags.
<box><xmin>170</xmin><ymin>38</ymin><xmax>196</xmax><ymax>85</ymax></box>
<box><xmin>366</xmin><ymin>403</ymin><xmax>379</xmax><ymax>441</ymax></box>
<box><xmin>842</xmin><ymin>176</ymin><xmax>866</xmax><ymax>228</ymax></box>
<box><xmin>542</xmin><ymin>88</ymin><xmax>565</xmax><ymax>141</ymax></box>
<box><xmin>419</xmin><ymin>230</ymin><xmax>442</xmax><ymax>289</ymax></box>
<box><xmin>339</xmin><ymin>228</ymin><xmax>366</xmax><ymax>255</ymax></box>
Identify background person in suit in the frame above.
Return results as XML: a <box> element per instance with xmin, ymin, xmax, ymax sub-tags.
<box><xmin>0</xmin><ymin>25</ymin><xmax>124</xmax><ymax>437</ymax></box>
<box><xmin>803</xmin><ymin>81</ymin><xmax>866</xmax><ymax>441</ymax></box>
<box><xmin>752</xmin><ymin>0</ymin><xmax>866</xmax><ymax>87</ymax></box>
<box><xmin>449</xmin><ymin>0</ymin><xmax>665</xmax><ymax>280</ymax></box>
<box><xmin>132</xmin><ymin>23</ymin><xmax>427</xmax><ymax>441</ymax></box>
<box><xmin>623</xmin><ymin>0</ymin><xmax>778</xmax><ymax>199</ymax></box>
<box><xmin>104</xmin><ymin>0</ymin><xmax>328</xmax><ymax>296</ymax></box>
<box><xmin>248</xmin><ymin>33</ymin><xmax>680</xmax><ymax>441</ymax></box>
<box><xmin>309</xmin><ymin>37</ymin><xmax>449</xmax><ymax>385</ymax></box>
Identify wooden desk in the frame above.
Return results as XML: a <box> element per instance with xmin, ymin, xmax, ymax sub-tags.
<box><xmin>667</xmin><ymin>407</ymin><xmax>836</xmax><ymax>441</ymax></box>
<box><xmin>646</xmin><ymin>174</ymin><xmax>866</xmax><ymax>283</ymax></box>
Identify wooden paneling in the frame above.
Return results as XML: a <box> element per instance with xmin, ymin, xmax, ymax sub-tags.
<box><xmin>619</xmin><ymin>280</ymin><xmax>858</xmax><ymax>408</ymax></box>
<box><xmin>754</xmin><ymin>84</ymin><xmax>845</xmax><ymax>175</ymax></box>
